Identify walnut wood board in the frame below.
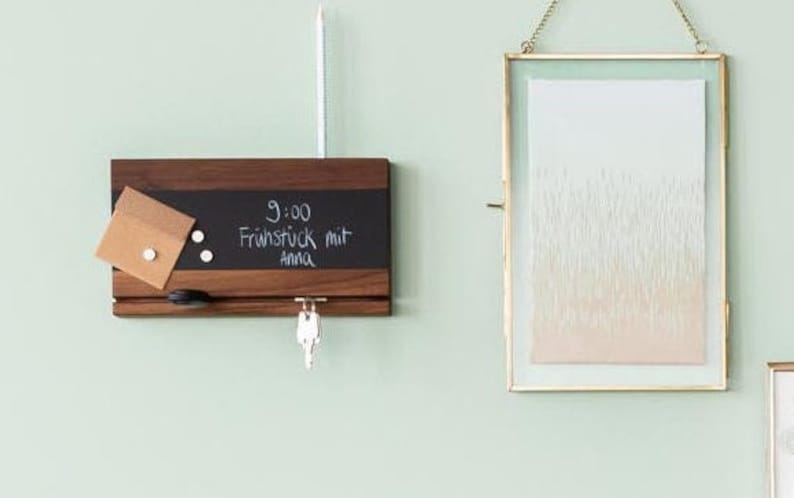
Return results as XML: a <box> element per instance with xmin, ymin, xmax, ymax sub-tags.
<box><xmin>113</xmin><ymin>298</ymin><xmax>390</xmax><ymax>316</ymax></box>
<box><xmin>110</xmin><ymin>158</ymin><xmax>391</xmax><ymax>316</ymax></box>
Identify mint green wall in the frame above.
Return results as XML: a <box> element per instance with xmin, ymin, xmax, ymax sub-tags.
<box><xmin>0</xmin><ymin>0</ymin><xmax>772</xmax><ymax>496</ymax></box>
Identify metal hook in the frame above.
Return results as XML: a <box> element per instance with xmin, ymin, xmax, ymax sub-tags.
<box><xmin>294</xmin><ymin>297</ymin><xmax>327</xmax><ymax>315</ymax></box>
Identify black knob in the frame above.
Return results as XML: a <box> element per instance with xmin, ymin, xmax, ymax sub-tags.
<box><xmin>167</xmin><ymin>289</ymin><xmax>211</xmax><ymax>307</ymax></box>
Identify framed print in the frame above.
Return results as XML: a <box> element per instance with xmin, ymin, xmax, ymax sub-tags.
<box><xmin>503</xmin><ymin>54</ymin><xmax>728</xmax><ymax>391</ymax></box>
<box><xmin>769</xmin><ymin>363</ymin><xmax>794</xmax><ymax>498</ymax></box>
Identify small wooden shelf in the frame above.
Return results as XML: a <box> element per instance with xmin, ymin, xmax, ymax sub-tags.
<box><xmin>110</xmin><ymin>158</ymin><xmax>392</xmax><ymax>317</ymax></box>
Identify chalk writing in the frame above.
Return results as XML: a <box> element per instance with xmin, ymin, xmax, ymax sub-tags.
<box><xmin>239</xmin><ymin>226</ymin><xmax>317</xmax><ymax>250</ymax></box>
<box><xmin>325</xmin><ymin>226</ymin><xmax>354</xmax><ymax>248</ymax></box>
<box><xmin>237</xmin><ymin>201</ymin><xmax>358</xmax><ymax>268</ymax></box>
<box><xmin>266</xmin><ymin>200</ymin><xmax>312</xmax><ymax>224</ymax></box>
<box><xmin>280</xmin><ymin>251</ymin><xmax>317</xmax><ymax>268</ymax></box>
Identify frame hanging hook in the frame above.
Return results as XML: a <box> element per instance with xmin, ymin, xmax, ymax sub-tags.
<box><xmin>520</xmin><ymin>0</ymin><xmax>715</xmax><ymax>55</ymax></box>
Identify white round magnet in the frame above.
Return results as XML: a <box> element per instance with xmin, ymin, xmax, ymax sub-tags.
<box><xmin>200</xmin><ymin>249</ymin><xmax>214</xmax><ymax>263</ymax></box>
<box><xmin>142</xmin><ymin>248</ymin><xmax>157</xmax><ymax>262</ymax></box>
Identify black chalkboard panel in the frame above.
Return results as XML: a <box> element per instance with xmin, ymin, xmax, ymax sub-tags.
<box><xmin>112</xmin><ymin>189</ymin><xmax>390</xmax><ymax>270</ymax></box>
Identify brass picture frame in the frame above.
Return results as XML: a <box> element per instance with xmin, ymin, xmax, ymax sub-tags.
<box><xmin>502</xmin><ymin>54</ymin><xmax>728</xmax><ymax>391</ymax></box>
<box><xmin>768</xmin><ymin>363</ymin><xmax>794</xmax><ymax>498</ymax></box>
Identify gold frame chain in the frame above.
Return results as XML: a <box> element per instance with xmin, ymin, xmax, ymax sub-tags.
<box><xmin>521</xmin><ymin>0</ymin><xmax>710</xmax><ymax>54</ymax></box>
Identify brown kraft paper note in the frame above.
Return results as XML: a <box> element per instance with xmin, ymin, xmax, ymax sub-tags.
<box><xmin>95</xmin><ymin>187</ymin><xmax>195</xmax><ymax>290</ymax></box>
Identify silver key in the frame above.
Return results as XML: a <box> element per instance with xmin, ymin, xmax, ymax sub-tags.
<box><xmin>296</xmin><ymin>305</ymin><xmax>321</xmax><ymax>370</ymax></box>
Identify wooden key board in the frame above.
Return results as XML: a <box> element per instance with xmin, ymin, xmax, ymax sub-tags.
<box><xmin>110</xmin><ymin>158</ymin><xmax>391</xmax><ymax>316</ymax></box>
